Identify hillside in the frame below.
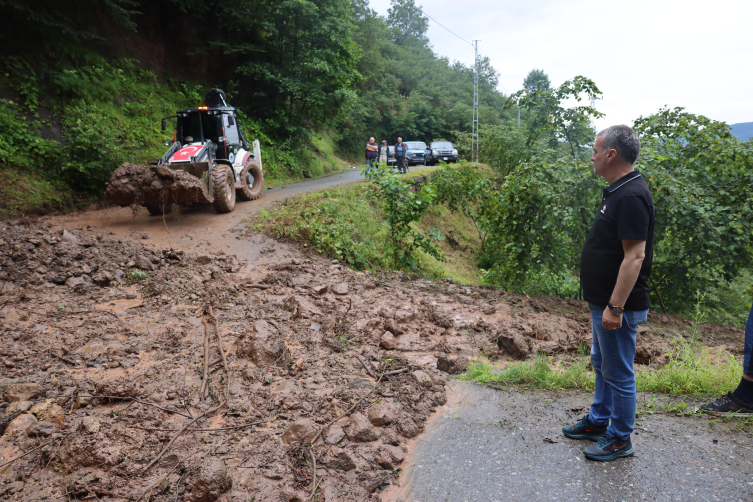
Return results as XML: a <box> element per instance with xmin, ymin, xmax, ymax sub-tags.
<box><xmin>730</xmin><ymin>121</ymin><xmax>753</xmax><ymax>141</ymax></box>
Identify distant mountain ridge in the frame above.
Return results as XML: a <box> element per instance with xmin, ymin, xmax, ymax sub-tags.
<box><xmin>730</xmin><ymin>122</ymin><xmax>753</xmax><ymax>141</ymax></box>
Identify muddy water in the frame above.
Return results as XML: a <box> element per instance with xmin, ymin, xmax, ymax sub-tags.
<box><xmin>41</xmin><ymin>168</ymin><xmax>367</xmax><ymax>261</ymax></box>
<box><xmin>384</xmin><ymin>381</ymin><xmax>753</xmax><ymax>502</ymax></box>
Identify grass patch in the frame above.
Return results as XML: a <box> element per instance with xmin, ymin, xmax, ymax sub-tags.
<box><xmin>253</xmin><ymin>164</ymin><xmax>486</xmax><ymax>282</ymax></box>
<box><xmin>461</xmin><ymin>355</ymin><xmax>595</xmax><ymax>391</ymax></box>
<box><xmin>463</xmin><ymin>334</ymin><xmax>742</xmax><ymax>397</ymax></box>
<box><xmin>0</xmin><ymin>165</ymin><xmax>84</xmax><ymax>215</ymax></box>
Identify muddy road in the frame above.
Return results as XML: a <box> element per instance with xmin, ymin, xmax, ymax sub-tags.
<box><xmin>42</xmin><ymin>168</ymin><xmax>366</xmax><ymax>263</ymax></box>
<box><xmin>384</xmin><ymin>381</ymin><xmax>753</xmax><ymax>502</ymax></box>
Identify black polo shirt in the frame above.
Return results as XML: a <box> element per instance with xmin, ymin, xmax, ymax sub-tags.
<box><xmin>580</xmin><ymin>170</ymin><xmax>655</xmax><ymax>311</ymax></box>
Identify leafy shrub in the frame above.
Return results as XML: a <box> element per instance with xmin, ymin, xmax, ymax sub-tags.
<box><xmin>365</xmin><ymin>166</ymin><xmax>443</xmax><ymax>270</ymax></box>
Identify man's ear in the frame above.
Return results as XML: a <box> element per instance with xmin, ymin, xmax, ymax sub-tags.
<box><xmin>606</xmin><ymin>148</ymin><xmax>618</xmax><ymax>163</ymax></box>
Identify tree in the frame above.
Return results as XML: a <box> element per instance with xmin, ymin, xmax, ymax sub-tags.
<box><xmin>523</xmin><ymin>69</ymin><xmax>551</xmax><ymax>93</ymax></box>
<box><xmin>387</xmin><ymin>0</ymin><xmax>429</xmax><ymax>46</ymax></box>
<box><xmin>512</xmin><ymin>76</ymin><xmax>603</xmax><ymax>158</ymax></box>
<box><xmin>633</xmin><ymin>107</ymin><xmax>753</xmax><ymax>311</ymax></box>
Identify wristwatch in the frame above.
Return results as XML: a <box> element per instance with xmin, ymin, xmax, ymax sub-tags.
<box><xmin>608</xmin><ymin>302</ymin><xmax>624</xmax><ymax>315</ymax></box>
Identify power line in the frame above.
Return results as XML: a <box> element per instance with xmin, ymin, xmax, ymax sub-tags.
<box><xmin>420</xmin><ymin>9</ymin><xmax>473</xmax><ymax>46</ymax></box>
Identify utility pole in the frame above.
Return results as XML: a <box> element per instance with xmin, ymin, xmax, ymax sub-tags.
<box><xmin>472</xmin><ymin>40</ymin><xmax>479</xmax><ymax>163</ymax></box>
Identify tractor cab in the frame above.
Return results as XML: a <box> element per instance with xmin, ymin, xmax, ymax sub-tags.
<box><xmin>161</xmin><ymin>89</ymin><xmax>252</xmax><ymax>169</ymax></box>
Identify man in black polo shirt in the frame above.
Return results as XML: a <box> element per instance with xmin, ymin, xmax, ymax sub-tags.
<box><xmin>562</xmin><ymin>125</ymin><xmax>655</xmax><ymax>462</ymax></box>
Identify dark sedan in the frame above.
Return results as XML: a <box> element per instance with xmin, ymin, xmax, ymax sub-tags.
<box><xmin>428</xmin><ymin>141</ymin><xmax>458</xmax><ymax>165</ymax></box>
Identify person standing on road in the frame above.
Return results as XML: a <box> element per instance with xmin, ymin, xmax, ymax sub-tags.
<box><xmin>394</xmin><ymin>137</ymin><xmax>407</xmax><ymax>174</ymax></box>
<box><xmin>562</xmin><ymin>125</ymin><xmax>655</xmax><ymax>462</ymax></box>
<box><xmin>365</xmin><ymin>137</ymin><xmax>379</xmax><ymax>174</ymax></box>
<box><xmin>701</xmin><ymin>302</ymin><xmax>753</xmax><ymax>414</ymax></box>
<box><xmin>379</xmin><ymin>140</ymin><xmax>388</xmax><ymax>167</ymax></box>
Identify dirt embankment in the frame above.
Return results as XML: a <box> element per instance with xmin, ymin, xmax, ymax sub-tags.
<box><xmin>0</xmin><ymin>220</ymin><xmax>743</xmax><ymax>501</ymax></box>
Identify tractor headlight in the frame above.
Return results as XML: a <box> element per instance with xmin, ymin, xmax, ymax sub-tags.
<box><xmin>217</xmin><ymin>136</ymin><xmax>228</xmax><ymax>143</ymax></box>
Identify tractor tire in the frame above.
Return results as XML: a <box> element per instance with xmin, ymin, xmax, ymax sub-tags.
<box><xmin>146</xmin><ymin>203</ymin><xmax>172</xmax><ymax>216</ymax></box>
<box><xmin>211</xmin><ymin>164</ymin><xmax>236</xmax><ymax>213</ymax></box>
<box><xmin>236</xmin><ymin>159</ymin><xmax>264</xmax><ymax>201</ymax></box>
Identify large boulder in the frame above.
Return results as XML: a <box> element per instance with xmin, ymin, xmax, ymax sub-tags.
<box><xmin>236</xmin><ymin>320</ymin><xmax>285</xmax><ymax>367</ymax></box>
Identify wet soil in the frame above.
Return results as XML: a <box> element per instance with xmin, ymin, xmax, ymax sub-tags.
<box><xmin>383</xmin><ymin>381</ymin><xmax>753</xmax><ymax>502</ymax></box>
<box><xmin>0</xmin><ymin>170</ymin><xmax>746</xmax><ymax>501</ymax></box>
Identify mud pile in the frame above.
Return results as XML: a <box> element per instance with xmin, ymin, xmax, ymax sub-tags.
<box><xmin>0</xmin><ymin>220</ymin><xmax>726</xmax><ymax>501</ymax></box>
<box><xmin>106</xmin><ymin>162</ymin><xmax>212</xmax><ymax>207</ymax></box>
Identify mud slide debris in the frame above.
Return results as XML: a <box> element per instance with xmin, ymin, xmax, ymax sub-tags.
<box><xmin>0</xmin><ymin>220</ymin><xmax>742</xmax><ymax>501</ymax></box>
<box><xmin>105</xmin><ymin>162</ymin><xmax>213</xmax><ymax>207</ymax></box>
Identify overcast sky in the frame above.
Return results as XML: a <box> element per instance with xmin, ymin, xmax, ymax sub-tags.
<box><xmin>368</xmin><ymin>0</ymin><xmax>753</xmax><ymax>129</ymax></box>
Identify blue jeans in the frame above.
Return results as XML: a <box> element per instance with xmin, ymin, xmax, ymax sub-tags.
<box><xmin>744</xmin><ymin>303</ymin><xmax>753</xmax><ymax>375</ymax></box>
<box><xmin>587</xmin><ymin>303</ymin><xmax>648</xmax><ymax>441</ymax></box>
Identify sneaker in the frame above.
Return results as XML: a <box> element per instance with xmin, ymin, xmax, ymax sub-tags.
<box><xmin>701</xmin><ymin>392</ymin><xmax>753</xmax><ymax>415</ymax></box>
<box><xmin>562</xmin><ymin>415</ymin><xmax>607</xmax><ymax>441</ymax></box>
<box><xmin>583</xmin><ymin>434</ymin><xmax>635</xmax><ymax>462</ymax></box>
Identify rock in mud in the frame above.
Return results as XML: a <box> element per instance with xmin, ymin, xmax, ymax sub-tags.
<box><xmin>92</xmin><ymin>270</ymin><xmax>114</xmax><ymax>286</ymax></box>
<box><xmin>368</xmin><ymin>401</ymin><xmax>399</xmax><ymax>427</ymax></box>
<box><xmin>4</xmin><ymin>414</ymin><xmax>38</xmax><ymax>436</ymax></box>
<box><xmin>29</xmin><ymin>399</ymin><xmax>65</xmax><ymax>425</ymax></box>
<box><xmin>495</xmin><ymin>328</ymin><xmax>532</xmax><ymax>359</ymax></box>
<box><xmin>237</xmin><ymin>320</ymin><xmax>285</xmax><ymax>367</ymax></box>
<box><xmin>321</xmin><ymin>447</ymin><xmax>357</xmax><ymax>471</ymax></box>
<box><xmin>332</xmin><ymin>282</ymin><xmax>349</xmax><ymax>295</ymax></box>
<box><xmin>29</xmin><ymin>421</ymin><xmax>56</xmax><ymax>437</ymax></box>
<box><xmin>412</xmin><ymin>370</ymin><xmax>433</xmax><ymax>388</ymax></box>
<box><xmin>281</xmin><ymin>418</ymin><xmax>317</xmax><ymax>445</ymax></box>
<box><xmin>397</xmin><ymin>415</ymin><xmax>419</xmax><ymax>438</ymax></box>
<box><xmin>95</xmin><ymin>377</ymin><xmax>137</xmax><ymax>398</ymax></box>
<box><xmin>184</xmin><ymin>456</ymin><xmax>232</xmax><ymax>502</ymax></box>
<box><xmin>283</xmin><ymin>295</ymin><xmax>322</xmax><ymax>319</ymax></box>
<box><xmin>380</xmin><ymin>427</ymin><xmax>400</xmax><ymax>446</ymax></box>
<box><xmin>346</xmin><ymin>413</ymin><xmax>379</xmax><ymax>442</ymax></box>
<box><xmin>6</xmin><ymin>400</ymin><xmax>32</xmax><ymax>414</ymax></box>
<box><xmin>3</xmin><ymin>382</ymin><xmax>43</xmax><ymax>402</ymax></box>
<box><xmin>323</xmin><ymin>424</ymin><xmax>346</xmax><ymax>445</ymax></box>
<box><xmin>380</xmin><ymin>331</ymin><xmax>397</xmax><ymax>350</ymax></box>
<box><xmin>375</xmin><ymin>444</ymin><xmax>406</xmax><ymax>469</ymax></box>
<box><xmin>436</xmin><ymin>353</ymin><xmax>469</xmax><ymax>374</ymax></box>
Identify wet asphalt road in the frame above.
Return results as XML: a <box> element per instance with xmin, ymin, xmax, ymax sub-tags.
<box><xmin>387</xmin><ymin>381</ymin><xmax>753</xmax><ymax>502</ymax></box>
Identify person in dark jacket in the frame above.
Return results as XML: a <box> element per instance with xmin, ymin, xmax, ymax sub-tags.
<box><xmin>394</xmin><ymin>137</ymin><xmax>408</xmax><ymax>174</ymax></box>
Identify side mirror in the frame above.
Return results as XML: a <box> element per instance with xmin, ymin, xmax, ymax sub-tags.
<box><xmin>161</xmin><ymin>119</ymin><xmax>167</xmax><ymax>131</ymax></box>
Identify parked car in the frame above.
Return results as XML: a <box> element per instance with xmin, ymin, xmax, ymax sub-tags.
<box><xmin>404</xmin><ymin>141</ymin><xmax>430</xmax><ymax>166</ymax></box>
<box><xmin>427</xmin><ymin>141</ymin><xmax>458</xmax><ymax>165</ymax></box>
